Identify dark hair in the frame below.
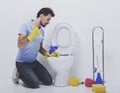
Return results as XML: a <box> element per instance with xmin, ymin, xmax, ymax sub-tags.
<box><xmin>37</xmin><ymin>7</ymin><xmax>55</xmax><ymax>18</ymax></box>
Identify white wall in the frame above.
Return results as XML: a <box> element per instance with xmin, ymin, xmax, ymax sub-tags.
<box><xmin>0</xmin><ymin>0</ymin><xmax>120</xmax><ymax>88</ymax></box>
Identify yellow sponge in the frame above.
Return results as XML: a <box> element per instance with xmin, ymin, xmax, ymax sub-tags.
<box><xmin>92</xmin><ymin>84</ymin><xmax>106</xmax><ymax>93</ymax></box>
<box><xmin>69</xmin><ymin>77</ymin><xmax>80</xmax><ymax>86</ymax></box>
<box><xmin>92</xmin><ymin>84</ymin><xmax>95</xmax><ymax>91</ymax></box>
<box><xmin>92</xmin><ymin>84</ymin><xmax>102</xmax><ymax>91</ymax></box>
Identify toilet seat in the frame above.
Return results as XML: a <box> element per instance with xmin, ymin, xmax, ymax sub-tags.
<box><xmin>51</xmin><ymin>23</ymin><xmax>74</xmax><ymax>54</ymax></box>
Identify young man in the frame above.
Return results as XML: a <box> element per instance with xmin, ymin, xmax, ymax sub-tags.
<box><xmin>12</xmin><ymin>8</ymin><xmax>60</xmax><ymax>88</ymax></box>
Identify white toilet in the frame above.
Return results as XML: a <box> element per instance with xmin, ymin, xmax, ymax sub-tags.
<box><xmin>47</xmin><ymin>23</ymin><xmax>75</xmax><ymax>87</ymax></box>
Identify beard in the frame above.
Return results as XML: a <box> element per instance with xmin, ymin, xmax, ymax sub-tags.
<box><xmin>42</xmin><ymin>24</ymin><xmax>46</xmax><ymax>27</ymax></box>
<box><xmin>40</xmin><ymin>21</ymin><xmax>47</xmax><ymax>27</ymax></box>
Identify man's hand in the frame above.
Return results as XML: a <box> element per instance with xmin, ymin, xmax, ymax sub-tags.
<box><xmin>45</xmin><ymin>52</ymin><xmax>60</xmax><ymax>58</ymax></box>
<box><xmin>27</xmin><ymin>26</ymin><xmax>40</xmax><ymax>42</ymax></box>
<box><xmin>45</xmin><ymin>52</ymin><xmax>51</xmax><ymax>58</ymax></box>
<box><xmin>51</xmin><ymin>52</ymin><xmax>60</xmax><ymax>57</ymax></box>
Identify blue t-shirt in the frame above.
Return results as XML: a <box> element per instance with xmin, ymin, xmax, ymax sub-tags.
<box><xmin>16</xmin><ymin>20</ymin><xmax>44</xmax><ymax>63</ymax></box>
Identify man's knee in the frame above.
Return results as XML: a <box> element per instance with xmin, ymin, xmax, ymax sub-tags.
<box><xmin>23</xmin><ymin>78</ymin><xmax>40</xmax><ymax>88</ymax></box>
<box><xmin>29</xmin><ymin>80</ymin><xmax>40</xmax><ymax>88</ymax></box>
<box><xmin>44</xmin><ymin>77</ymin><xmax>52</xmax><ymax>85</ymax></box>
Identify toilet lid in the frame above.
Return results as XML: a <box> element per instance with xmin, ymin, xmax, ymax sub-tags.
<box><xmin>51</xmin><ymin>23</ymin><xmax>74</xmax><ymax>54</ymax></box>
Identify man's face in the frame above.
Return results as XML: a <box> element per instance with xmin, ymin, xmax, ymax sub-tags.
<box><xmin>40</xmin><ymin>14</ymin><xmax>52</xmax><ymax>27</ymax></box>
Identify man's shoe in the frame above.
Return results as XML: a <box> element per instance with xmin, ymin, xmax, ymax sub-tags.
<box><xmin>12</xmin><ymin>68</ymin><xmax>20</xmax><ymax>84</ymax></box>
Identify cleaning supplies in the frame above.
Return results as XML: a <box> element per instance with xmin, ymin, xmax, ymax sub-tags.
<box><xmin>95</xmin><ymin>73</ymin><xmax>104</xmax><ymax>84</ymax></box>
<box><xmin>92</xmin><ymin>26</ymin><xmax>105</xmax><ymax>83</ymax></box>
<box><xmin>49</xmin><ymin>45</ymin><xmax>59</xmax><ymax>54</ymax></box>
<box><xmin>69</xmin><ymin>77</ymin><xmax>80</xmax><ymax>86</ymax></box>
<box><xmin>85</xmin><ymin>78</ymin><xmax>95</xmax><ymax>87</ymax></box>
<box><xmin>92</xmin><ymin>84</ymin><xmax>106</xmax><ymax>93</ymax></box>
<box><xmin>69</xmin><ymin>77</ymin><xmax>84</xmax><ymax>86</ymax></box>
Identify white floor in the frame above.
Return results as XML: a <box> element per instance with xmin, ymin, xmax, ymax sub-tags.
<box><xmin>0</xmin><ymin>78</ymin><xmax>119</xmax><ymax>93</ymax></box>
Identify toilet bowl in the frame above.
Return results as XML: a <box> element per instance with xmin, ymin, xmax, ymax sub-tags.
<box><xmin>47</xmin><ymin>23</ymin><xmax>75</xmax><ymax>87</ymax></box>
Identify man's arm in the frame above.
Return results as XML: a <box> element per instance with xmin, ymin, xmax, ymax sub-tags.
<box><xmin>18</xmin><ymin>26</ymin><xmax>40</xmax><ymax>48</ymax></box>
<box><xmin>39</xmin><ymin>42</ymin><xmax>47</xmax><ymax>56</ymax></box>
<box><xmin>17</xmin><ymin>34</ymin><xmax>29</xmax><ymax>48</ymax></box>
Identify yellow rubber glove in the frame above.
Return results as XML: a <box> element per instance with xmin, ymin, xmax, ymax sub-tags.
<box><xmin>45</xmin><ymin>52</ymin><xmax>51</xmax><ymax>58</ymax></box>
<box><xmin>51</xmin><ymin>52</ymin><xmax>60</xmax><ymax>57</ymax></box>
<box><xmin>45</xmin><ymin>52</ymin><xmax>60</xmax><ymax>58</ymax></box>
<box><xmin>27</xmin><ymin>26</ymin><xmax>40</xmax><ymax>42</ymax></box>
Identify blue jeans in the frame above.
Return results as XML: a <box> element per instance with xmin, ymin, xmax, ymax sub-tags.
<box><xmin>16</xmin><ymin>60</ymin><xmax>52</xmax><ymax>88</ymax></box>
